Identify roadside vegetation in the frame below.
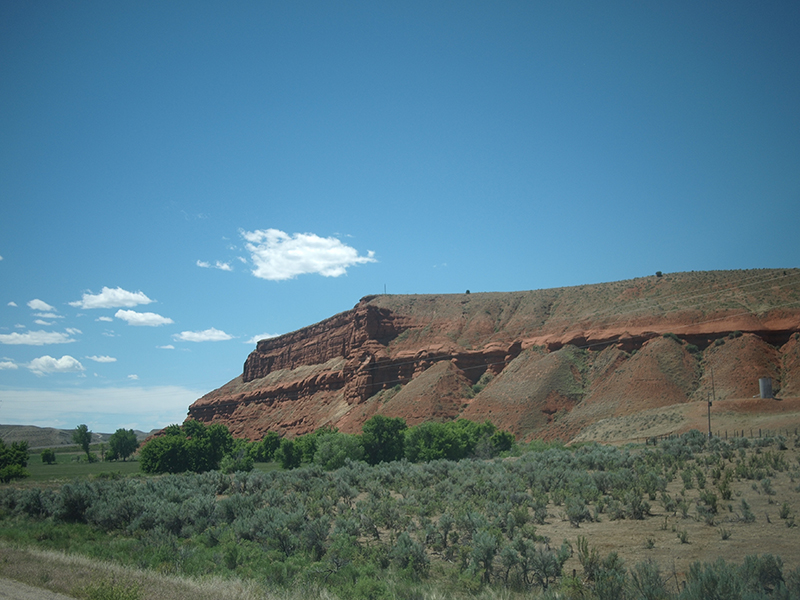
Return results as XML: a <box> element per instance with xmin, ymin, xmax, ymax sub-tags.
<box><xmin>2</xmin><ymin>426</ymin><xmax>800</xmax><ymax>599</ymax></box>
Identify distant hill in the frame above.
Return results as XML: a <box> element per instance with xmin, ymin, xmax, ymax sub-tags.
<box><xmin>189</xmin><ymin>269</ymin><xmax>800</xmax><ymax>443</ymax></box>
<box><xmin>0</xmin><ymin>425</ymin><xmax>154</xmax><ymax>449</ymax></box>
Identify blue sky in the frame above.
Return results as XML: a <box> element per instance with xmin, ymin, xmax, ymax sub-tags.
<box><xmin>1</xmin><ymin>1</ymin><xmax>798</xmax><ymax>434</ymax></box>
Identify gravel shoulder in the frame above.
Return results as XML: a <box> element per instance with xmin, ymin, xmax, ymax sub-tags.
<box><xmin>0</xmin><ymin>579</ymin><xmax>74</xmax><ymax>600</ymax></box>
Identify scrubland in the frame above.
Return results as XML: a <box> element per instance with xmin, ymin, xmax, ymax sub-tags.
<box><xmin>1</xmin><ymin>431</ymin><xmax>800</xmax><ymax>599</ymax></box>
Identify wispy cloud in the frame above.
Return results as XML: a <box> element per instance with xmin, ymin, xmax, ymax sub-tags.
<box><xmin>86</xmin><ymin>355</ymin><xmax>116</xmax><ymax>363</ymax></box>
<box><xmin>34</xmin><ymin>320</ymin><xmax>53</xmax><ymax>326</ymax></box>
<box><xmin>241</xmin><ymin>228</ymin><xmax>376</xmax><ymax>281</ymax></box>
<box><xmin>197</xmin><ymin>260</ymin><xmax>233</xmax><ymax>271</ymax></box>
<box><xmin>96</xmin><ymin>316</ymin><xmax>113</xmax><ymax>322</ymax></box>
<box><xmin>173</xmin><ymin>328</ymin><xmax>233</xmax><ymax>342</ymax></box>
<box><xmin>28</xmin><ymin>299</ymin><xmax>56</xmax><ymax>312</ymax></box>
<box><xmin>34</xmin><ymin>312</ymin><xmax>63</xmax><ymax>319</ymax></box>
<box><xmin>158</xmin><ymin>345</ymin><xmax>175</xmax><ymax>350</ymax></box>
<box><xmin>114</xmin><ymin>310</ymin><xmax>174</xmax><ymax>327</ymax></box>
<box><xmin>28</xmin><ymin>355</ymin><xmax>85</xmax><ymax>375</ymax></box>
<box><xmin>0</xmin><ymin>360</ymin><xmax>18</xmax><ymax>370</ymax></box>
<box><xmin>244</xmin><ymin>332</ymin><xmax>280</xmax><ymax>345</ymax></box>
<box><xmin>7</xmin><ymin>301</ymin><xmax>17</xmax><ymax>307</ymax></box>
<box><xmin>0</xmin><ymin>330</ymin><xmax>77</xmax><ymax>345</ymax></box>
<box><xmin>70</xmin><ymin>287</ymin><xmax>154</xmax><ymax>309</ymax></box>
<box><xmin>127</xmin><ymin>374</ymin><xmax>139</xmax><ymax>380</ymax></box>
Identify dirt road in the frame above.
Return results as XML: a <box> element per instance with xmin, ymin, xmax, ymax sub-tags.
<box><xmin>0</xmin><ymin>579</ymin><xmax>74</xmax><ymax>600</ymax></box>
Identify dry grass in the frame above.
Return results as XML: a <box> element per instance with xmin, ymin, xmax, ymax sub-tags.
<box><xmin>537</xmin><ymin>445</ymin><xmax>800</xmax><ymax>584</ymax></box>
<box><xmin>0</xmin><ymin>544</ymin><xmax>312</xmax><ymax>600</ymax></box>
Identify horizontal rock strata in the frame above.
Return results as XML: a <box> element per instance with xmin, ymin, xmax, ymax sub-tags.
<box><xmin>188</xmin><ymin>269</ymin><xmax>800</xmax><ymax>441</ymax></box>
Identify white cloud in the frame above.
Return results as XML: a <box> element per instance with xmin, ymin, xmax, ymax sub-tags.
<box><xmin>0</xmin><ymin>330</ymin><xmax>77</xmax><ymax>345</ymax></box>
<box><xmin>158</xmin><ymin>345</ymin><xmax>175</xmax><ymax>350</ymax></box>
<box><xmin>127</xmin><ymin>374</ymin><xmax>139</xmax><ymax>380</ymax></box>
<box><xmin>96</xmin><ymin>316</ymin><xmax>113</xmax><ymax>322</ymax></box>
<box><xmin>28</xmin><ymin>355</ymin><xmax>85</xmax><ymax>375</ymax></box>
<box><xmin>8</xmin><ymin>301</ymin><xmax>17</xmax><ymax>307</ymax></box>
<box><xmin>34</xmin><ymin>312</ymin><xmax>63</xmax><ymax>319</ymax></box>
<box><xmin>66</xmin><ymin>328</ymin><xmax>82</xmax><ymax>335</ymax></box>
<box><xmin>0</xmin><ymin>361</ymin><xmax>18</xmax><ymax>370</ymax></box>
<box><xmin>241</xmin><ymin>228</ymin><xmax>376</xmax><ymax>281</ymax></box>
<box><xmin>197</xmin><ymin>260</ymin><xmax>233</xmax><ymax>271</ymax></box>
<box><xmin>34</xmin><ymin>320</ymin><xmax>53</xmax><ymax>326</ymax></box>
<box><xmin>244</xmin><ymin>332</ymin><xmax>280</xmax><ymax>344</ymax></box>
<box><xmin>86</xmin><ymin>355</ymin><xmax>116</xmax><ymax>363</ymax></box>
<box><xmin>0</xmin><ymin>386</ymin><xmax>202</xmax><ymax>433</ymax></box>
<box><xmin>28</xmin><ymin>299</ymin><xmax>56</xmax><ymax>312</ymax></box>
<box><xmin>173</xmin><ymin>328</ymin><xmax>233</xmax><ymax>342</ymax></box>
<box><xmin>114</xmin><ymin>309</ymin><xmax>174</xmax><ymax>327</ymax></box>
<box><xmin>70</xmin><ymin>287</ymin><xmax>154</xmax><ymax>309</ymax></box>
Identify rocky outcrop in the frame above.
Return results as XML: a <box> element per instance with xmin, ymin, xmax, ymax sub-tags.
<box><xmin>187</xmin><ymin>269</ymin><xmax>800</xmax><ymax>441</ymax></box>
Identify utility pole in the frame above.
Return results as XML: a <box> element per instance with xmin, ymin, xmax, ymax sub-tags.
<box><xmin>708</xmin><ymin>363</ymin><xmax>716</xmax><ymax>439</ymax></box>
<box><xmin>707</xmin><ymin>393</ymin><xmax>712</xmax><ymax>439</ymax></box>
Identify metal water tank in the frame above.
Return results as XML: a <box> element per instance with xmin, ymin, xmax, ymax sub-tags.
<box><xmin>759</xmin><ymin>378</ymin><xmax>773</xmax><ymax>399</ymax></box>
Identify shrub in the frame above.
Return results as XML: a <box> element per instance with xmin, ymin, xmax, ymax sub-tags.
<box><xmin>220</xmin><ymin>452</ymin><xmax>254</xmax><ymax>474</ymax></box>
<box><xmin>41</xmin><ymin>448</ymin><xmax>56</xmax><ymax>465</ymax></box>
<box><xmin>741</xmin><ymin>499</ymin><xmax>756</xmax><ymax>523</ymax></box>
<box><xmin>565</xmin><ymin>496</ymin><xmax>591</xmax><ymax>527</ymax></box>
<box><xmin>81</xmin><ymin>580</ymin><xmax>141</xmax><ymax>600</ymax></box>
<box><xmin>682</xmin><ymin>558</ymin><xmax>742</xmax><ymax>600</ymax></box>
<box><xmin>391</xmin><ymin>531</ymin><xmax>429</xmax><ymax>578</ymax></box>
<box><xmin>54</xmin><ymin>481</ymin><xmax>96</xmax><ymax>523</ymax></box>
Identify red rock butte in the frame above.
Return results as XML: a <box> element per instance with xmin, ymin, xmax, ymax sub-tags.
<box><xmin>188</xmin><ymin>269</ymin><xmax>800</xmax><ymax>443</ymax></box>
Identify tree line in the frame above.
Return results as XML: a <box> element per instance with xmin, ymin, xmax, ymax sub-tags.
<box><xmin>136</xmin><ymin>416</ymin><xmax>514</xmax><ymax>475</ymax></box>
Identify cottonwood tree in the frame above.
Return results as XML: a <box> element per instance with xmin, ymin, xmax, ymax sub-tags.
<box><xmin>72</xmin><ymin>424</ymin><xmax>92</xmax><ymax>461</ymax></box>
<box><xmin>107</xmin><ymin>428</ymin><xmax>139</xmax><ymax>461</ymax></box>
<box><xmin>362</xmin><ymin>415</ymin><xmax>407</xmax><ymax>465</ymax></box>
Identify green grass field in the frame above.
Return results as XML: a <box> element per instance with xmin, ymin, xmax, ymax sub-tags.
<box><xmin>25</xmin><ymin>444</ymin><xmax>142</xmax><ymax>482</ymax></box>
<box><xmin>24</xmin><ymin>444</ymin><xmax>280</xmax><ymax>483</ymax></box>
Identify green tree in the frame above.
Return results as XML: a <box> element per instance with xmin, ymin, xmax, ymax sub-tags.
<box><xmin>220</xmin><ymin>440</ymin><xmax>255</xmax><ymax>473</ymax></box>
<box><xmin>139</xmin><ymin>420</ymin><xmax>234</xmax><ymax>474</ymax></box>
<box><xmin>251</xmin><ymin>431</ymin><xmax>281</xmax><ymax>462</ymax></box>
<box><xmin>314</xmin><ymin>432</ymin><xmax>364</xmax><ymax>470</ymax></box>
<box><xmin>0</xmin><ymin>439</ymin><xmax>29</xmax><ymax>482</ymax></box>
<box><xmin>41</xmin><ymin>448</ymin><xmax>56</xmax><ymax>465</ymax></box>
<box><xmin>139</xmin><ymin>434</ymin><xmax>189</xmax><ymax>474</ymax></box>
<box><xmin>275</xmin><ymin>438</ymin><xmax>301</xmax><ymax>469</ymax></box>
<box><xmin>362</xmin><ymin>415</ymin><xmax>407</xmax><ymax>465</ymax></box>
<box><xmin>107</xmin><ymin>428</ymin><xmax>139</xmax><ymax>461</ymax></box>
<box><xmin>72</xmin><ymin>424</ymin><xmax>92</xmax><ymax>460</ymax></box>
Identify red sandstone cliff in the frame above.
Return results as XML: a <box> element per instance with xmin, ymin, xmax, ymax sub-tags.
<box><xmin>188</xmin><ymin>269</ymin><xmax>800</xmax><ymax>441</ymax></box>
